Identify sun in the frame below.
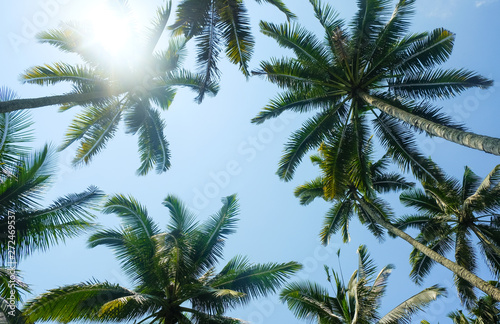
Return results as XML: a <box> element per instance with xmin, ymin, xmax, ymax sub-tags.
<box><xmin>84</xmin><ymin>2</ymin><xmax>133</xmax><ymax>56</ymax></box>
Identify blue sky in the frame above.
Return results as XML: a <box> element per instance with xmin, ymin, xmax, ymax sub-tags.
<box><xmin>2</xmin><ymin>0</ymin><xmax>500</xmax><ymax>322</ymax></box>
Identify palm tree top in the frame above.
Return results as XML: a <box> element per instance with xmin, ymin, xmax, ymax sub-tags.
<box><xmin>22</xmin><ymin>194</ymin><xmax>302</xmax><ymax>323</ymax></box>
<box><xmin>281</xmin><ymin>244</ymin><xmax>446</xmax><ymax>323</ymax></box>
<box><xmin>0</xmin><ymin>0</ymin><xmax>219</xmax><ymax>176</ymax></box>
<box><xmin>252</xmin><ymin>0</ymin><xmax>496</xmax><ymax>183</ymax></box>
<box><xmin>396</xmin><ymin>164</ymin><xmax>500</xmax><ymax>307</ymax></box>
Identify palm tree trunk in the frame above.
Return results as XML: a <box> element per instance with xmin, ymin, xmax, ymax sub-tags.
<box><xmin>357</xmin><ymin>91</ymin><xmax>500</xmax><ymax>156</ymax></box>
<box><xmin>0</xmin><ymin>91</ymin><xmax>116</xmax><ymax>113</ymax></box>
<box><xmin>353</xmin><ymin>195</ymin><xmax>500</xmax><ymax>302</ymax></box>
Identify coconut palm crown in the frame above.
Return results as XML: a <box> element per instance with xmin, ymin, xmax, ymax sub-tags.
<box><xmin>2</xmin><ymin>0</ymin><xmax>218</xmax><ymax>175</ymax></box>
<box><xmin>22</xmin><ymin>194</ymin><xmax>302</xmax><ymax>323</ymax></box>
<box><xmin>0</xmin><ymin>88</ymin><xmax>103</xmax><ymax>263</ymax></box>
<box><xmin>281</xmin><ymin>245</ymin><xmax>445</xmax><ymax>323</ymax></box>
<box><xmin>0</xmin><ymin>87</ymin><xmax>103</xmax><ymax>323</ymax></box>
<box><xmin>294</xmin><ymin>138</ymin><xmax>415</xmax><ymax>245</ymax></box>
<box><xmin>395</xmin><ymin>164</ymin><xmax>500</xmax><ymax>308</ymax></box>
<box><xmin>252</xmin><ymin>0</ymin><xmax>497</xmax><ymax>183</ymax></box>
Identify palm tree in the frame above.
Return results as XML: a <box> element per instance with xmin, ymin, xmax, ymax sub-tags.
<box><xmin>448</xmin><ymin>290</ymin><xmax>500</xmax><ymax>323</ymax></box>
<box><xmin>281</xmin><ymin>245</ymin><xmax>445</xmax><ymax>323</ymax></box>
<box><xmin>295</xmin><ymin>138</ymin><xmax>415</xmax><ymax>245</ymax></box>
<box><xmin>0</xmin><ymin>88</ymin><xmax>103</xmax><ymax>262</ymax></box>
<box><xmin>295</xmin><ymin>139</ymin><xmax>500</xmax><ymax>303</ymax></box>
<box><xmin>252</xmin><ymin>0</ymin><xmax>498</xmax><ymax>183</ymax></box>
<box><xmin>0</xmin><ymin>88</ymin><xmax>104</xmax><ymax>323</ymax></box>
<box><xmin>22</xmin><ymin>194</ymin><xmax>302</xmax><ymax>323</ymax></box>
<box><xmin>170</xmin><ymin>0</ymin><xmax>295</xmax><ymax>102</ymax></box>
<box><xmin>0</xmin><ymin>1</ymin><xmax>218</xmax><ymax>175</ymax></box>
<box><xmin>394</xmin><ymin>165</ymin><xmax>500</xmax><ymax>307</ymax></box>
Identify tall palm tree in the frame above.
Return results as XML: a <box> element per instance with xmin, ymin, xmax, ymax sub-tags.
<box><xmin>394</xmin><ymin>165</ymin><xmax>500</xmax><ymax>307</ymax></box>
<box><xmin>252</xmin><ymin>0</ymin><xmax>498</xmax><ymax>183</ymax></box>
<box><xmin>281</xmin><ymin>245</ymin><xmax>445</xmax><ymax>323</ymax></box>
<box><xmin>22</xmin><ymin>194</ymin><xmax>302</xmax><ymax>323</ymax></box>
<box><xmin>295</xmin><ymin>139</ymin><xmax>500</xmax><ymax>303</ymax></box>
<box><xmin>170</xmin><ymin>0</ymin><xmax>295</xmax><ymax>102</ymax></box>
<box><xmin>0</xmin><ymin>88</ymin><xmax>103</xmax><ymax>323</ymax></box>
<box><xmin>0</xmin><ymin>1</ymin><xmax>218</xmax><ymax>175</ymax></box>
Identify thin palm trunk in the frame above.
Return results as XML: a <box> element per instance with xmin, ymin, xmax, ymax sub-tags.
<box><xmin>0</xmin><ymin>90</ymin><xmax>119</xmax><ymax>113</ymax></box>
<box><xmin>358</xmin><ymin>91</ymin><xmax>500</xmax><ymax>156</ymax></box>
<box><xmin>353</xmin><ymin>195</ymin><xmax>500</xmax><ymax>302</ymax></box>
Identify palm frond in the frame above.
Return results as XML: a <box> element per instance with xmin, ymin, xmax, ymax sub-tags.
<box><xmin>218</xmin><ymin>0</ymin><xmax>254</xmax><ymax>76</ymax></box>
<box><xmin>1</xmin><ymin>186</ymin><xmax>103</xmax><ymax>261</ymax></box>
<box><xmin>320</xmin><ymin>198</ymin><xmax>354</xmax><ymax>245</ymax></box>
<box><xmin>379</xmin><ymin>285</ymin><xmax>446</xmax><ymax>324</ymax></box>
<box><xmin>254</xmin><ymin>0</ymin><xmax>296</xmax><ymax>20</ymax></box>
<box><xmin>277</xmin><ymin>106</ymin><xmax>346</xmax><ymax>181</ymax></box>
<box><xmin>21</xmin><ymin>63</ymin><xmax>107</xmax><ymax>89</ymax></box>
<box><xmin>22</xmin><ymin>281</ymin><xmax>134</xmax><ymax>323</ymax></box>
<box><xmin>193</xmin><ymin>194</ymin><xmax>239</xmax><ymax>272</ymax></box>
<box><xmin>0</xmin><ymin>109</ymin><xmax>33</xmax><ymax>169</ymax></box>
<box><xmin>161</xmin><ymin>69</ymin><xmax>219</xmax><ymax>98</ymax></box>
<box><xmin>372</xmin><ymin>112</ymin><xmax>442</xmax><ymax>182</ymax></box>
<box><xmin>211</xmin><ymin>256</ymin><xmax>302</xmax><ymax>304</ymax></box>
<box><xmin>126</xmin><ymin>103</ymin><xmax>170</xmax><ymax>175</ymax></box>
<box><xmin>259</xmin><ymin>21</ymin><xmax>331</xmax><ymax>71</ymax></box>
<box><xmin>64</xmin><ymin>101</ymin><xmax>122</xmax><ymax>166</ymax></box>
<box><xmin>144</xmin><ymin>0</ymin><xmax>172</xmax><ymax>53</ymax></box>
<box><xmin>394</xmin><ymin>28</ymin><xmax>455</xmax><ymax>75</ymax></box>
<box><xmin>389</xmin><ymin>68</ymin><xmax>493</xmax><ymax>100</ymax></box>
<box><xmin>280</xmin><ymin>281</ymin><xmax>339</xmax><ymax>321</ymax></box>
<box><xmin>163</xmin><ymin>195</ymin><xmax>199</xmax><ymax>235</ymax></box>
<box><xmin>294</xmin><ymin>176</ymin><xmax>326</xmax><ymax>205</ymax></box>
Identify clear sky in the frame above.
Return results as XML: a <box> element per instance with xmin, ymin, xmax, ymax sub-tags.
<box><xmin>1</xmin><ymin>0</ymin><xmax>500</xmax><ymax>323</ymax></box>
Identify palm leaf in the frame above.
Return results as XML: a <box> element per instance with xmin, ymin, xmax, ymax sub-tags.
<box><xmin>280</xmin><ymin>281</ymin><xmax>340</xmax><ymax>321</ymax></box>
<box><xmin>218</xmin><ymin>0</ymin><xmax>254</xmax><ymax>76</ymax></box>
<box><xmin>294</xmin><ymin>176</ymin><xmax>326</xmax><ymax>205</ymax></box>
<box><xmin>254</xmin><ymin>0</ymin><xmax>296</xmax><ymax>20</ymax></box>
<box><xmin>192</xmin><ymin>194</ymin><xmax>239</xmax><ymax>272</ymax></box>
<box><xmin>65</xmin><ymin>101</ymin><xmax>122</xmax><ymax>166</ymax></box>
<box><xmin>389</xmin><ymin>68</ymin><xmax>493</xmax><ymax>100</ymax></box>
<box><xmin>277</xmin><ymin>105</ymin><xmax>346</xmax><ymax>181</ymax></box>
<box><xmin>22</xmin><ymin>281</ymin><xmax>135</xmax><ymax>323</ymax></box>
<box><xmin>379</xmin><ymin>285</ymin><xmax>446</xmax><ymax>324</ymax></box>
<box><xmin>211</xmin><ymin>256</ymin><xmax>302</xmax><ymax>304</ymax></box>
<box><xmin>21</xmin><ymin>63</ymin><xmax>107</xmax><ymax>89</ymax></box>
<box><xmin>320</xmin><ymin>198</ymin><xmax>354</xmax><ymax>244</ymax></box>
<box><xmin>1</xmin><ymin>186</ymin><xmax>102</xmax><ymax>261</ymax></box>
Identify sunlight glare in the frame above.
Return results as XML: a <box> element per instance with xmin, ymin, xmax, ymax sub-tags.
<box><xmin>88</xmin><ymin>3</ymin><xmax>132</xmax><ymax>56</ymax></box>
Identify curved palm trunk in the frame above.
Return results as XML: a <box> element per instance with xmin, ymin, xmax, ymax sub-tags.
<box><xmin>353</xmin><ymin>195</ymin><xmax>500</xmax><ymax>302</ymax></box>
<box><xmin>0</xmin><ymin>90</ymin><xmax>117</xmax><ymax>113</ymax></box>
<box><xmin>358</xmin><ymin>91</ymin><xmax>500</xmax><ymax>156</ymax></box>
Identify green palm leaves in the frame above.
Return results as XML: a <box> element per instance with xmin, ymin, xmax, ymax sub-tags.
<box><xmin>281</xmin><ymin>245</ymin><xmax>445</xmax><ymax>323</ymax></box>
<box><xmin>395</xmin><ymin>165</ymin><xmax>500</xmax><ymax>307</ymax></box>
<box><xmin>0</xmin><ymin>90</ymin><xmax>103</xmax><ymax>263</ymax></box>
<box><xmin>295</xmin><ymin>141</ymin><xmax>413</xmax><ymax>245</ymax></box>
<box><xmin>170</xmin><ymin>0</ymin><xmax>295</xmax><ymax>102</ymax></box>
<box><xmin>13</xmin><ymin>1</ymin><xmax>218</xmax><ymax>175</ymax></box>
<box><xmin>253</xmin><ymin>0</ymin><xmax>497</xmax><ymax>182</ymax></box>
<box><xmin>23</xmin><ymin>194</ymin><xmax>301</xmax><ymax>323</ymax></box>
<box><xmin>0</xmin><ymin>88</ymin><xmax>103</xmax><ymax>322</ymax></box>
